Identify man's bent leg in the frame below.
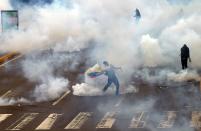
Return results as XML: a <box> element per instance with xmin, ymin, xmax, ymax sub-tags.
<box><xmin>114</xmin><ymin>79</ymin><xmax>120</xmax><ymax>96</ymax></box>
<box><xmin>103</xmin><ymin>79</ymin><xmax>112</xmax><ymax>92</ymax></box>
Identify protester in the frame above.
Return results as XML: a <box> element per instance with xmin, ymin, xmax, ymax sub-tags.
<box><xmin>180</xmin><ymin>44</ymin><xmax>191</xmax><ymax>69</ymax></box>
<box><xmin>102</xmin><ymin>61</ymin><xmax>121</xmax><ymax>96</ymax></box>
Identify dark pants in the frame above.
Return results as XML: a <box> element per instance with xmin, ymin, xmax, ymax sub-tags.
<box><xmin>181</xmin><ymin>58</ymin><xmax>188</xmax><ymax>69</ymax></box>
<box><xmin>103</xmin><ymin>78</ymin><xmax>119</xmax><ymax>96</ymax></box>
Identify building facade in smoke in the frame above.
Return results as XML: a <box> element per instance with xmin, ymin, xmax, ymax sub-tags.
<box><xmin>1</xmin><ymin>10</ymin><xmax>18</xmax><ymax>32</ymax></box>
<box><xmin>10</xmin><ymin>0</ymin><xmax>53</xmax><ymax>8</ymax></box>
<box><xmin>11</xmin><ymin>0</ymin><xmax>53</xmax><ymax>4</ymax></box>
<box><xmin>167</xmin><ymin>0</ymin><xmax>192</xmax><ymax>5</ymax></box>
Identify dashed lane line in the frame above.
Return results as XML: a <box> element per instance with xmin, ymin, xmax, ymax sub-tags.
<box><xmin>52</xmin><ymin>90</ymin><xmax>71</xmax><ymax>106</ymax></box>
<box><xmin>114</xmin><ymin>98</ymin><xmax>124</xmax><ymax>108</ymax></box>
<box><xmin>35</xmin><ymin>113</ymin><xmax>62</xmax><ymax>130</ymax></box>
<box><xmin>96</xmin><ymin>112</ymin><xmax>117</xmax><ymax>129</ymax></box>
<box><xmin>95</xmin><ymin>96</ymin><xmax>123</xmax><ymax>129</ymax></box>
<box><xmin>157</xmin><ymin>111</ymin><xmax>177</xmax><ymax>128</ymax></box>
<box><xmin>6</xmin><ymin>113</ymin><xmax>39</xmax><ymax>130</ymax></box>
<box><xmin>0</xmin><ymin>90</ymin><xmax>18</xmax><ymax>102</ymax></box>
<box><xmin>1</xmin><ymin>90</ymin><xmax>12</xmax><ymax>98</ymax></box>
<box><xmin>0</xmin><ymin>54</ymin><xmax>23</xmax><ymax>68</ymax></box>
<box><xmin>190</xmin><ymin>111</ymin><xmax>201</xmax><ymax>128</ymax></box>
<box><xmin>2</xmin><ymin>111</ymin><xmax>201</xmax><ymax>130</ymax></box>
<box><xmin>0</xmin><ymin>114</ymin><xmax>12</xmax><ymax>123</ymax></box>
<box><xmin>129</xmin><ymin>112</ymin><xmax>148</xmax><ymax>128</ymax></box>
<box><xmin>65</xmin><ymin>112</ymin><xmax>92</xmax><ymax>129</ymax></box>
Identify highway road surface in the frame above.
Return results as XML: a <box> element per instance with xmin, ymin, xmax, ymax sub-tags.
<box><xmin>0</xmin><ymin>53</ymin><xmax>200</xmax><ymax>131</ymax></box>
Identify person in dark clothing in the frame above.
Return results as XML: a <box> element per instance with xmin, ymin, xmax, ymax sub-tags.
<box><xmin>134</xmin><ymin>8</ymin><xmax>141</xmax><ymax>22</ymax></box>
<box><xmin>180</xmin><ymin>44</ymin><xmax>191</xmax><ymax>69</ymax></box>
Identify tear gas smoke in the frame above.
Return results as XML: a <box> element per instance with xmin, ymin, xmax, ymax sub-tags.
<box><xmin>73</xmin><ymin>63</ymin><xmax>138</xmax><ymax>96</ymax></box>
<box><xmin>1</xmin><ymin>0</ymin><xmax>201</xmax><ymax>68</ymax></box>
<box><xmin>167</xmin><ymin>69</ymin><xmax>200</xmax><ymax>82</ymax></box>
<box><xmin>0</xmin><ymin>0</ymin><xmax>201</xmax><ymax>100</ymax></box>
<box><xmin>21</xmin><ymin>52</ymin><xmax>80</xmax><ymax>102</ymax></box>
<box><xmin>0</xmin><ymin>0</ymin><xmax>12</xmax><ymax>10</ymax></box>
<box><xmin>135</xmin><ymin>68</ymin><xmax>200</xmax><ymax>84</ymax></box>
<box><xmin>33</xmin><ymin>77</ymin><xmax>68</xmax><ymax>102</ymax></box>
<box><xmin>0</xmin><ymin>97</ymin><xmax>31</xmax><ymax>106</ymax></box>
<box><xmin>70</xmin><ymin>0</ymin><xmax>201</xmax><ymax>96</ymax></box>
<box><xmin>0</xmin><ymin>1</ymin><xmax>200</xmax><ymax>130</ymax></box>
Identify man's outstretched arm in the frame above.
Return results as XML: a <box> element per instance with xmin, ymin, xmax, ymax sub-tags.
<box><xmin>111</xmin><ymin>65</ymin><xmax>122</xmax><ymax>70</ymax></box>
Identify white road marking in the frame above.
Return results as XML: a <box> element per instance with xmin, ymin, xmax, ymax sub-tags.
<box><xmin>52</xmin><ymin>90</ymin><xmax>70</xmax><ymax>106</ymax></box>
<box><xmin>35</xmin><ymin>113</ymin><xmax>62</xmax><ymax>130</ymax></box>
<box><xmin>114</xmin><ymin>98</ymin><xmax>124</xmax><ymax>108</ymax></box>
<box><xmin>190</xmin><ymin>111</ymin><xmax>201</xmax><ymax>128</ymax></box>
<box><xmin>0</xmin><ymin>55</ymin><xmax>23</xmax><ymax>68</ymax></box>
<box><xmin>0</xmin><ymin>114</ymin><xmax>12</xmax><ymax>123</ymax></box>
<box><xmin>1</xmin><ymin>90</ymin><xmax>12</xmax><ymax>98</ymax></box>
<box><xmin>184</xmin><ymin>105</ymin><xmax>193</xmax><ymax>108</ymax></box>
<box><xmin>6</xmin><ymin>113</ymin><xmax>39</xmax><ymax>130</ymax></box>
<box><xmin>65</xmin><ymin>112</ymin><xmax>92</xmax><ymax>129</ymax></box>
<box><xmin>96</xmin><ymin>112</ymin><xmax>117</xmax><ymax>128</ymax></box>
<box><xmin>129</xmin><ymin>112</ymin><xmax>148</xmax><ymax>128</ymax></box>
<box><xmin>157</xmin><ymin>111</ymin><xmax>177</xmax><ymax>128</ymax></box>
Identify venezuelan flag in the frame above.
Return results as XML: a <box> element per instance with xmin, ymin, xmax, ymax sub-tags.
<box><xmin>86</xmin><ymin>64</ymin><xmax>104</xmax><ymax>78</ymax></box>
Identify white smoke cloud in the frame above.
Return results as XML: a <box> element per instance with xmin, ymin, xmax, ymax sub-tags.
<box><xmin>21</xmin><ymin>52</ymin><xmax>77</xmax><ymax>102</ymax></box>
<box><xmin>0</xmin><ymin>0</ymin><xmax>200</xmax><ymax>102</ymax></box>
<box><xmin>69</xmin><ymin>0</ymin><xmax>201</xmax><ymax>93</ymax></box>
<box><xmin>135</xmin><ymin>68</ymin><xmax>200</xmax><ymax>84</ymax></box>
<box><xmin>0</xmin><ymin>0</ymin><xmax>12</xmax><ymax>9</ymax></box>
<box><xmin>167</xmin><ymin>69</ymin><xmax>200</xmax><ymax>82</ymax></box>
<box><xmin>0</xmin><ymin>97</ymin><xmax>31</xmax><ymax>106</ymax></box>
<box><xmin>33</xmin><ymin>77</ymin><xmax>68</xmax><ymax>102</ymax></box>
<box><xmin>0</xmin><ymin>1</ymin><xmax>98</xmax><ymax>53</ymax></box>
<box><xmin>140</xmin><ymin>34</ymin><xmax>166</xmax><ymax>67</ymax></box>
<box><xmin>72</xmin><ymin>64</ymin><xmax>138</xmax><ymax>96</ymax></box>
<box><xmin>0</xmin><ymin>0</ymin><xmax>201</xmax><ymax>68</ymax></box>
